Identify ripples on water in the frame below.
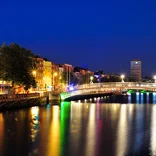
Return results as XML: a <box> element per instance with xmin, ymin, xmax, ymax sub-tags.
<box><xmin>0</xmin><ymin>93</ymin><xmax>156</xmax><ymax>156</ymax></box>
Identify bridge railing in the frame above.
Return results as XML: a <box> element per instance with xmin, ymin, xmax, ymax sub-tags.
<box><xmin>75</xmin><ymin>82</ymin><xmax>156</xmax><ymax>90</ymax></box>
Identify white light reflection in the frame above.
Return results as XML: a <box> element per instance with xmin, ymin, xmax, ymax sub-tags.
<box><xmin>129</xmin><ymin>104</ymin><xmax>133</xmax><ymax>115</ymax></box>
<box><xmin>146</xmin><ymin>93</ymin><xmax>149</xmax><ymax>104</ymax></box>
<box><xmin>151</xmin><ymin>105</ymin><xmax>156</xmax><ymax>155</ymax></box>
<box><xmin>153</xmin><ymin>93</ymin><xmax>156</xmax><ymax>104</ymax></box>
<box><xmin>140</xmin><ymin>93</ymin><xmax>144</xmax><ymax>104</ymax></box>
<box><xmin>134</xmin><ymin>103</ymin><xmax>144</xmax><ymax>153</ymax></box>
<box><xmin>85</xmin><ymin>104</ymin><xmax>96</xmax><ymax>156</ymax></box>
<box><xmin>136</xmin><ymin>92</ymin><xmax>139</xmax><ymax>104</ymax></box>
<box><xmin>128</xmin><ymin>93</ymin><xmax>132</xmax><ymax>103</ymax></box>
<box><xmin>31</xmin><ymin>106</ymin><xmax>39</xmax><ymax>117</ymax></box>
<box><xmin>116</xmin><ymin>104</ymin><xmax>128</xmax><ymax>156</ymax></box>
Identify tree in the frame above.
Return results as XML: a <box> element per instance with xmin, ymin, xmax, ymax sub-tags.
<box><xmin>0</xmin><ymin>43</ymin><xmax>37</xmax><ymax>90</ymax></box>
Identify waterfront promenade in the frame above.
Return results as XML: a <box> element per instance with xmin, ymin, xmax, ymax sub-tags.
<box><xmin>0</xmin><ymin>93</ymin><xmax>49</xmax><ymax>111</ymax></box>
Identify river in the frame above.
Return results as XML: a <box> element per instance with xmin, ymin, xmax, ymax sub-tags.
<box><xmin>0</xmin><ymin>93</ymin><xmax>156</xmax><ymax>156</ymax></box>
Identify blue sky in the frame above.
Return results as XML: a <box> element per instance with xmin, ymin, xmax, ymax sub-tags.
<box><xmin>0</xmin><ymin>0</ymin><xmax>156</xmax><ymax>76</ymax></box>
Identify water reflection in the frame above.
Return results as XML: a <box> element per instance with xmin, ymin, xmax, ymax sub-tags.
<box><xmin>116</xmin><ymin>104</ymin><xmax>128</xmax><ymax>156</ymax></box>
<box><xmin>134</xmin><ymin>103</ymin><xmax>144</xmax><ymax>153</ymax></box>
<box><xmin>140</xmin><ymin>93</ymin><xmax>144</xmax><ymax>104</ymax></box>
<box><xmin>153</xmin><ymin>93</ymin><xmax>156</xmax><ymax>104</ymax></box>
<box><xmin>151</xmin><ymin>105</ymin><xmax>156</xmax><ymax>155</ymax></box>
<box><xmin>0</xmin><ymin>113</ymin><xmax>4</xmax><ymax>153</ymax></box>
<box><xmin>85</xmin><ymin>104</ymin><xmax>96</xmax><ymax>156</ymax></box>
<box><xmin>146</xmin><ymin>93</ymin><xmax>149</xmax><ymax>104</ymax></box>
<box><xmin>30</xmin><ymin>106</ymin><xmax>39</xmax><ymax>142</ymax></box>
<box><xmin>47</xmin><ymin>106</ymin><xmax>60</xmax><ymax>156</ymax></box>
<box><xmin>128</xmin><ymin>93</ymin><xmax>131</xmax><ymax>103</ymax></box>
<box><xmin>60</xmin><ymin>102</ymin><xmax>70</xmax><ymax>156</ymax></box>
<box><xmin>136</xmin><ymin>92</ymin><xmax>139</xmax><ymax>104</ymax></box>
<box><xmin>1</xmin><ymin>98</ymin><xmax>156</xmax><ymax>156</ymax></box>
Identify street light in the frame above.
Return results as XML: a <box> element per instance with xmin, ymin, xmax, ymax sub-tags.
<box><xmin>32</xmin><ymin>70</ymin><xmax>36</xmax><ymax>77</ymax></box>
<box><xmin>90</xmin><ymin>76</ymin><xmax>93</xmax><ymax>84</ymax></box>
<box><xmin>121</xmin><ymin>74</ymin><xmax>125</xmax><ymax>82</ymax></box>
<box><xmin>53</xmin><ymin>72</ymin><xmax>58</xmax><ymax>90</ymax></box>
<box><xmin>54</xmin><ymin>72</ymin><xmax>57</xmax><ymax>77</ymax></box>
<box><xmin>153</xmin><ymin>75</ymin><xmax>156</xmax><ymax>83</ymax></box>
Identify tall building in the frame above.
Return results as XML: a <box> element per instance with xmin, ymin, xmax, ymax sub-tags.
<box><xmin>131</xmin><ymin>60</ymin><xmax>142</xmax><ymax>82</ymax></box>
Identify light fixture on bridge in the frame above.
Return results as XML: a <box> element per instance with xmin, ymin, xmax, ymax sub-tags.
<box><xmin>120</xmin><ymin>74</ymin><xmax>125</xmax><ymax>82</ymax></box>
<box><xmin>153</xmin><ymin>75</ymin><xmax>156</xmax><ymax>83</ymax></box>
<box><xmin>90</xmin><ymin>76</ymin><xmax>94</xmax><ymax>84</ymax></box>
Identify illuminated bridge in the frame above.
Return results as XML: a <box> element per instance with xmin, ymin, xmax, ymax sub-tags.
<box><xmin>60</xmin><ymin>82</ymin><xmax>156</xmax><ymax>101</ymax></box>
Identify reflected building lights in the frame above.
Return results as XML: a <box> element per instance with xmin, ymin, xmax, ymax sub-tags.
<box><xmin>128</xmin><ymin>93</ymin><xmax>132</xmax><ymax>104</ymax></box>
<box><xmin>31</xmin><ymin>107</ymin><xmax>39</xmax><ymax>117</ymax></box>
<box><xmin>153</xmin><ymin>93</ymin><xmax>156</xmax><ymax>104</ymax></box>
<box><xmin>47</xmin><ymin>106</ymin><xmax>60</xmax><ymax>156</ymax></box>
<box><xmin>0</xmin><ymin>114</ymin><xmax>4</xmax><ymax>151</ymax></box>
<box><xmin>134</xmin><ymin>102</ymin><xmax>144</xmax><ymax>153</ymax></box>
<box><xmin>136</xmin><ymin>92</ymin><xmax>139</xmax><ymax>104</ymax></box>
<box><xmin>129</xmin><ymin>104</ymin><xmax>133</xmax><ymax>114</ymax></box>
<box><xmin>116</xmin><ymin>104</ymin><xmax>128</xmax><ymax>156</ymax></box>
<box><xmin>140</xmin><ymin>93</ymin><xmax>144</xmax><ymax>104</ymax></box>
<box><xmin>60</xmin><ymin>102</ymin><xmax>70</xmax><ymax>156</ymax></box>
<box><xmin>151</xmin><ymin>105</ymin><xmax>156</xmax><ymax>155</ymax></box>
<box><xmin>85</xmin><ymin>104</ymin><xmax>96</xmax><ymax>156</ymax></box>
<box><xmin>69</xmin><ymin>102</ymin><xmax>81</xmax><ymax>153</ymax></box>
<box><xmin>30</xmin><ymin>107</ymin><xmax>39</xmax><ymax>142</ymax></box>
<box><xmin>146</xmin><ymin>93</ymin><xmax>149</xmax><ymax>104</ymax></box>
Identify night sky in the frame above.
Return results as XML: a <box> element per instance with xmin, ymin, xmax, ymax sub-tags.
<box><xmin>1</xmin><ymin>0</ymin><xmax>156</xmax><ymax>76</ymax></box>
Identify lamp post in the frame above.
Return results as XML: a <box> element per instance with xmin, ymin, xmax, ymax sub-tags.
<box><xmin>32</xmin><ymin>70</ymin><xmax>36</xmax><ymax>77</ymax></box>
<box><xmin>121</xmin><ymin>74</ymin><xmax>125</xmax><ymax>83</ymax></box>
<box><xmin>90</xmin><ymin>76</ymin><xmax>93</xmax><ymax>84</ymax></box>
<box><xmin>153</xmin><ymin>75</ymin><xmax>156</xmax><ymax>83</ymax></box>
<box><xmin>53</xmin><ymin>72</ymin><xmax>58</xmax><ymax>90</ymax></box>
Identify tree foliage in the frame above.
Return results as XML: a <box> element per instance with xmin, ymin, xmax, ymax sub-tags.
<box><xmin>0</xmin><ymin>43</ymin><xmax>37</xmax><ymax>90</ymax></box>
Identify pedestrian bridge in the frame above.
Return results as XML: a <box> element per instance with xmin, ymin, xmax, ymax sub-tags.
<box><xmin>60</xmin><ymin>82</ymin><xmax>156</xmax><ymax>101</ymax></box>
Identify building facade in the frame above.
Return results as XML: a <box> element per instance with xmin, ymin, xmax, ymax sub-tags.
<box><xmin>35</xmin><ymin>57</ymin><xmax>53</xmax><ymax>91</ymax></box>
<box><xmin>62</xmin><ymin>64</ymin><xmax>74</xmax><ymax>85</ymax></box>
<box><xmin>131</xmin><ymin>60</ymin><xmax>142</xmax><ymax>82</ymax></box>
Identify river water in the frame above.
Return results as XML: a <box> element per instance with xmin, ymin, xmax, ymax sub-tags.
<box><xmin>0</xmin><ymin>93</ymin><xmax>156</xmax><ymax>156</ymax></box>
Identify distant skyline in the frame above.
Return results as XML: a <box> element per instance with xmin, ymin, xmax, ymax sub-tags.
<box><xmin>1</xmin><ymin>0</ymin><xmax>156</xmax><ymax>76</ymax></box>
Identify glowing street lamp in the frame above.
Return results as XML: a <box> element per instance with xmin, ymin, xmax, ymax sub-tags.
<box><xmin>54</xmin><ymin>72</ymin><xmax>58</xmax><ymax>77</ymax></box>
<box><xmin>121</xmin><ymin>74</ymin><xmax>125</xmax><ymax>82</ymax></box>
<box><xmin>32</xmin><ymin>70</ymin><xmax>36</xmax><ymax>76</ymax></box>
<box><xmin>90</xmin><ymin>76</ymin><xmax>94</xmax><ymax>84</ymax></box>
<box><xmin>153</xmin><ymin>75</ymin><xmax>156</xmax><ymax>83</ymax></box>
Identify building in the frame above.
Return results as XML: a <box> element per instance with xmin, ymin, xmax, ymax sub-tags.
<box><xmin>35</xmin><ymin>57</ymin><xmax>44</xmax><ymax>90</ymax></box>
<box><xmin>43</xmin><ymin>60</ymin><xmax>53</xmax><ymax>90</ymax></box>
<box><xmin>62</xmin><ymin>64</ymin><xmax>74</xmax><ymax>85</ymax></box>
<box><xmin>35</xmin><ymin>57</ymin><xmax>53</xmax><ymax>91</ymax></box>
<box><xmin>62</xmin><ymin>64</ymin><xmax>73</xmax><ymax>73</ymax></box>
<box><xmin>52</xmin><ymin>63</ymin><xmax>59</xmax><ymax>89</ymax></box>
<box><xmin>73</xmin><ymin>67</ymin><xmax>94</xmax><ymax>84</ymax></box>
<box><xmin>130</xmin><ymin>59</ymin><xmax>142</xmax><ymax>82</ymax></box>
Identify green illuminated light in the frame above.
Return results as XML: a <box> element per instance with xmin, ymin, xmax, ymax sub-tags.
<box><xmin>60</xmin><ymin>93</ymin><xmax>66</xmax><ymax>100</ymax></box>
